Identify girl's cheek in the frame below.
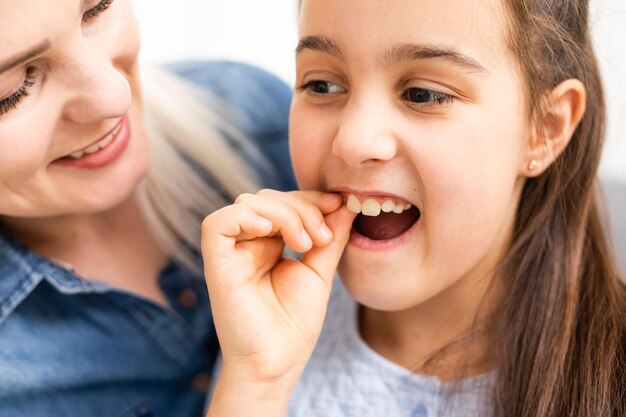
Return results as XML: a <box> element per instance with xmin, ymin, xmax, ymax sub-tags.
<box><xmin>290</xmin><ymin>108</ymin><xmax>327</xmax><ymax>188</ymax></box>
<box><xmin>291</xmin><ymin>139</ymin><xmax>323</xmax><ymax>189</ymax></box>
<box><xmin>291</xmin><ymin>101</ymin><xmax>346</xmax><ymax>189</ymax></box>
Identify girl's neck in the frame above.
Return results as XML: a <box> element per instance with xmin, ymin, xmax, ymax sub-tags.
<box><xmin>359</xmin><ymin>269</ymin><xmax>500</xmax><ymax>382</ymax></box>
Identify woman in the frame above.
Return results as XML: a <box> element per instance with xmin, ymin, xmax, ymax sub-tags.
<box><xmin>0</xmin><ymin>1</ymin><xmax>295</xmax><ymax>416</ymax></box>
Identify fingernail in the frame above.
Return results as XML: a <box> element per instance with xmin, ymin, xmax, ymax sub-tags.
<box><xmin>257</xmin><ymin>216</ymin><xmax>272</xmax><ymax>228</ymax></box>
<box><xmin>301</xmin><ymin>229</ymin><xmax>312</xmax><ymax>246</ymax></box>
<box><xmin>320</xmin><ymin>224</ymin><xmax>333</xmax><ymax>240</ymax></box>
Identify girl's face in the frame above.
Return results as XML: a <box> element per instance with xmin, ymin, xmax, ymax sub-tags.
<box><xmin>0</xmin><ymin>0</ymin><xmax>147</xmax><ymax>218</ymax></box>
<box><xmin>291</xmin><ymin>0</ymin><xmax>532</xmax><ymax>311</ymax></box>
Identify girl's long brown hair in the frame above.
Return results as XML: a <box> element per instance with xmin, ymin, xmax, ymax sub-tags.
<box><xmin>492</xmin><ymin>1</ymin><xmax>626</xmax><ymax>416</ymax></box>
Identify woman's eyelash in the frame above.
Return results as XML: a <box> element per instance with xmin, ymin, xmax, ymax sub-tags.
<box><xmin>0</xmin><ymin>0</ymin><xmax>114</xmax><ymax>116</ymax></box>
<box><xmin>0</xmin><ymin>70</ymin><xmax>37</xmax><ymax>116</ymax></box>
<box><xmin>402</xmin><ymin>88</ymin><xmax>454</xmax><ymax>107</ymax></box>
<box><xmin>83</xmin><ymin>0</ymin><xmax>114</xmax><ymax>22</ymax></box>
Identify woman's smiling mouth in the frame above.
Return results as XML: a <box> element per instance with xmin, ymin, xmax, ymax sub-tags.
<box><xmin>66</xmin><ymin>122</ymin><xmax>123</xmax><ymax>160</ymax></box>
<box><xmin>52</xmin><ymin>115</ymin><xmax>131</xmax><ymax>170</ymax></box>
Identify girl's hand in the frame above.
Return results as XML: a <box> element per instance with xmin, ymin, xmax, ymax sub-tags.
<box><xmin>201</xmin><ymin>189</ymin><xmax>355</xmax><ymax>414</ymax></box>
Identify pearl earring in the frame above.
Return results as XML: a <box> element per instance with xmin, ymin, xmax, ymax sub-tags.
<box><xmin>528</xmin><ymin>160</ymin><xmax>539</xmax><ymax>171</ymax></box>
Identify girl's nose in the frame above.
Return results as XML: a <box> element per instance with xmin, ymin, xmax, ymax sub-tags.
<box><xmin>331</xmin><ymin>98</ymin><xmax>398</xmax><ymax>167</ymax></box>
<box><xmin>60</xmin><ymin>45</ymin><xmax>132</xmax><ymax>124</ymax></box>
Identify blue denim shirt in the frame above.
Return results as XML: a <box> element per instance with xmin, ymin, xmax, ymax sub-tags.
<box><xmin>0</xmin><ymin>61</ymin><xmax>296</xmax><ymax>417</ymax></box>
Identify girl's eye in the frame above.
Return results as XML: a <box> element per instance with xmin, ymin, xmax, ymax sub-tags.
<box><xmin>299</xmin><ymin>80</ymin><xmax>346</xmax><ymax>96</ymax></box>
<box><xmin>402</xmin><ymin>87</ymin><xmax>454</xmax><ymax>107</ymax></box>
<box><xmin>0</xmin><ymin>69</ymin><xmax>37</xmax><ymax>117</ymax></box>
<box><xmin>83</xmin><ymin>0</ymin><xmax>114</xmax><ymax>22</ymax></box>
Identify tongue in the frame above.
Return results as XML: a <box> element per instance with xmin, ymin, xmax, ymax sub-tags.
<box><xmin>353</xmin><ymin>206</ymin><xmax>421</xmax><ymax>240</ymax></box>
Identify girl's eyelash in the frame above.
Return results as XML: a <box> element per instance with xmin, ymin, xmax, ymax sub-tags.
<box><xmin>298</xmin><ymin>80</ymin><xmax>344</xmax><ymax>96</ymax></box>
<box><xmin>83</xmin><ymin>0</ymin><xmax>114</xmax><ymax>22</ymax></box>
<box><xmin>299</xmin><ymin>81</ymin><xmax>453</xmax><ymax>109</ymax></box>
<box><xmin>0</xmin><ymin>70</ymin><xmax>37</xmax><ymax>116</ymax></box>
<box><xmin>402</xmin><ymin>88</ymin><xmax>454</xmax><ymax>108</ymax></box>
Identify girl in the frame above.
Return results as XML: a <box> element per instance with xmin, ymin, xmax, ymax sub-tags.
<box><xmin>0</xmin><ymin>0</ymin><xmax>295</xmax><ymax>416</ymax></box>
<box><xmin>201</xmin><ymin>0</ymin><xmax>625</xmax><ymax>416</ymax></box>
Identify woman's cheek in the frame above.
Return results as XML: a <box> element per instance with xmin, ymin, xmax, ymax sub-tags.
<box><xmin>0</xmin><ymin>128</ymin><xmax>49</xmax><ymax>177</ymax></box>
<box><xmin>108</xmin><ymin>0</ymin><xmax>141</xmax><ymax>69</ymax></box>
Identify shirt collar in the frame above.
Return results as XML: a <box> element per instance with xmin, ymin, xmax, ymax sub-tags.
<box><xmin>0</xmin><ymin>232</ymin><xmax>110</xmax><ymax>324</ymax></box>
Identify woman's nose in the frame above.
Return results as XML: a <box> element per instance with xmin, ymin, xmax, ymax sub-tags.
<box><xmin>331</xmin><ymin>97</ymin><xmax>398</xmax><ymax>167</ymax></box>
<box><xmin>60</xmin><ymin>46</ymin><xmax>132</xmax><ymax>124</ymax></box>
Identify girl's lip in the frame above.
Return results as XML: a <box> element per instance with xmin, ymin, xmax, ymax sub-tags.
<box><xmin>329</xmin><ymin>187</ymin><xmax>415</xmax><ymax>206</ymax></box>
<box><xmin>348</xmin><ymin>215</ymin><xmax>421</xmax><ymax>252</ymax></box>
<box><xmin>51</xmin><ymin>115</ymin><xmax>131</xmax><ymax>170</ymax></box>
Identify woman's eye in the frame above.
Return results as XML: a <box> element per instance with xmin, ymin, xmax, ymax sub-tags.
<box><xmin>0</xmin><ymin>70</ymin><xmax>37</xmax><ymax>116</ymax></box>
<box><xmin>299</xmin><ymin>80</ymin><xmax>346</xmax><ymax>96</ymax></box>
<box><xmin>83</xmin><ymin>0</ymin><xmax>114</xmax><ymax>22</ymax></box>
<box><xmin>402</xmin><ymin>87</ymin><xmax>454</xmax><ymax>107</ymax></box>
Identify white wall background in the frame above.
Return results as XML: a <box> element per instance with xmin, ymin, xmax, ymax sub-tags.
<box><xmin>131</xmin><ymin>0</ymin><xmax>625</xmax><ymax>184</ymax></box>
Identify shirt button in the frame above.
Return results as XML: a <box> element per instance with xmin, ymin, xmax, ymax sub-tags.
<box><xmin>178</xmin><ymin>288</ymin><xmax>198</xmax><ymax>308</ymax></box>
<box><xmin>411</xmin><ymin>405</ymin><xmax>428</xmax><ymax>417</ymax></box>
<box><xmin>192</xmin><ymin>373</ymin><xmax>211</xmax><ymax>392</ymax></box>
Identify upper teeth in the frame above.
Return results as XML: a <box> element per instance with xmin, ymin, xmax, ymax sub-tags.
<box><xmin>346</xmin><ymin>194</ymin><xmax>412</xmax><ymax>216</ymax></box>
<box><xmin>69</xmin><ymin>123</ymin><xmax>121</xmax><ymax>159</ymax></box>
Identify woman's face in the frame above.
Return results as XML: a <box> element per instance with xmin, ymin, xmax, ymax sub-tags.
<box><xmin>291</xmin><ymin>0</ymin><xmax>532</xmax><ymax>311</ymax></box>
<box><xmin>0</xmin><ymin>0</ymin><xmax>147</xmax><ymax>218</ymax></box>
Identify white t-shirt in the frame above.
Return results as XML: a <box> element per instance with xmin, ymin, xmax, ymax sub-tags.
<box><xmin>287</xmin><ymin>278</ymin><xmax>494</xmax><ymax>417</ymax></box>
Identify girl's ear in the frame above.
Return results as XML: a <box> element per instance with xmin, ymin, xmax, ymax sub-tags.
<box><xmin>524</xmin><ymin>79</ymin><xmax>586</xmax><ymax>177</ymax></box>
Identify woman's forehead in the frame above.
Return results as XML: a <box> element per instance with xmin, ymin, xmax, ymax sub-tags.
<box><xmin>0</xmin><ymin>0</ymin><xmax>80</xmax><ymax>52</ymax></box>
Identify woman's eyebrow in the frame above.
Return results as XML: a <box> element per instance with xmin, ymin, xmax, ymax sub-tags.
<box><xmin>386</xmin><ymin>43</ymin><xmax>488</xmax><ymax>74</ymax></box>
<box><xmin>0</xmin><ymin>40</ymin><xmax>51</xmax><ymax>74</ymax></box>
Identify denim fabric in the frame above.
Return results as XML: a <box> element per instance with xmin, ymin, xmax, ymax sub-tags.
<box><xmin>0</xmin><ymin>61</ymin><xmax>295</xmax><ymax>417</ymax></box>
<box><xmin>168</xmin><ymin>61</ymin><xmax>297</xmax><ymax>193</ymax></box>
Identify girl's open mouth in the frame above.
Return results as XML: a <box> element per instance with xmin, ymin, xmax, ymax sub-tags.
<box><xmin>344</xmin><ymin>193</ymin><xmax>421</xmax><ymax>250</ymax></box>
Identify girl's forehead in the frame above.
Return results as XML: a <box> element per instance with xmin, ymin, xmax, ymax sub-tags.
<box><xmin>298</xmin><ymin>0</ymin><xmax>512</xmax><ymax>71</ymax></box>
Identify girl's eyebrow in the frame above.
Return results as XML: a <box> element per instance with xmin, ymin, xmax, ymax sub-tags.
<box><xmin>296</xmin><ymin>35</ymin><xmax>345</xmax><ymax>59</ymax></box>
<box><xmin>296</xmin><ymin>35</ymin><xmax>487</xmax><ymax>74</ymax></box>
<box><xmin>0</xmin><ymin>40</ymin><xmax>51</xmax><ymax>74</ymax></box>
<box><xmin>386</xmin><ymin>43</ymin><xmax>488</xmax><ymax>74</ymax></box>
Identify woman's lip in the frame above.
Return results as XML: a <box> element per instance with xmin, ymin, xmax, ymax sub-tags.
<box><xmin>51</xmin><ymin>115</ymin><xmax>131</xmax><ymax>170</ymax></box>
<box><xmin>65</xmin><ymin>118</ymin><xmax>124</xmax><ymax>157</ymax></box>
<box><xmin>348</xmin><ymin>217</ymin><xmax>420</xmax><ymax>252</ymax></box>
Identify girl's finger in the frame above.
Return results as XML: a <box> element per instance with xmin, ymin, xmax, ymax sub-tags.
<box><xmin>259</xmin><ymin>189</ymin><xmax>343</xmax><ymax>214</ymax></box>
<box><xmin>255</xmin><ymin>189</ymin><xmax>343</xmax><ymax>247</ymax></box>
<box><xmin>201</xmin><ymin>204</ymin><xmax>274</xmax><ymax>261</ymax></box>
<box><xmin>234</xmin><ymin>193</ymin><xmax>315</xmax><ymax>253</ymax></box>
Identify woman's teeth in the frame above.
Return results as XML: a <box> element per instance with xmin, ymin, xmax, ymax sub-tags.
<box><xmin>68</xmin><ymin>124</ymin><xmax>121</xmax><ymax>159</ymax></box>
<box><xmin>346</xmin><ymin>194</ymin><xmax>412</xmax><ymax>216</ymax></box>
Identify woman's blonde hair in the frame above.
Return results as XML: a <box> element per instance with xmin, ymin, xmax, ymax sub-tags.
<box><xmin>136</xmin><ymin>66</ymin><xmax>271</xmax><ymax>275</ymax></box>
